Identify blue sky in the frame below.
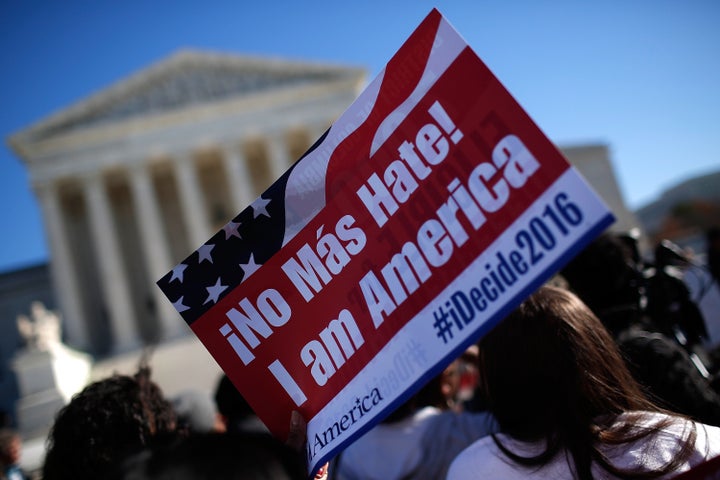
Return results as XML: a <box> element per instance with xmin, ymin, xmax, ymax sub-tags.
<box><xmin>1</xmin><ymin>1</ymin><xmax>718</xmax><ymax>273</ymax></box>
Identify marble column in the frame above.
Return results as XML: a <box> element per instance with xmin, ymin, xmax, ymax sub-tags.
<box><xmin>33</xmin><ymin>181</ymin><xmax>89</xmax><ymax>350</ymax></box>
<box><xmin>266</xmin><ymin>132</ymin><xmax>292</xmax><ymax>181</ymax></box>
<box><xmin>175</xmin><ymin>152</ymin><xmax>212</xmax><ymax>249</ymax></box>
<box><xmin>221</xmin><ymin>145</ymin><xmax>254</xmax><ymax>214</ymax></box>
<box><xmin>83</xmin><ymin>172</ymin><xmax>140</xmax><ymax>351</ymax></box>
<box><xmin>128</xmin><ymin>163</ymin><xmax>185</xmax><ymax>339</ymax></box>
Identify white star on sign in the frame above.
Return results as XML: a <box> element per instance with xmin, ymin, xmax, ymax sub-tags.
<box><xmin>239</xmin><ymin>253</ymin><xmax>261</xmax><ymax>281</ymax></box>
<box><xmin>197</xmin><ymin>243</ymin><xmax>215</xmax><ymax>264</ymax></box>
<box><xmin>203</xmin><ymin>277</ymin><xmax>228</xmax><ymax>305</ymax></box>
<box><xmin>172</xmin><ymin>296</ymin><xmax>190</xmax><ymax>313</ymax></box>
<box><xmin>169</xmin><ymin>263</ymin><xmax>188</xmax><ymax>283</ymax></box>
<box><xmin>251</xmin><ymin>196</ymin><xmax>271</xmax><ymax>218</ymax></box>
<box><xmin>222</xmin><ymin>220</ymin><xmax>242</xmax><ymax>240</ymax></box>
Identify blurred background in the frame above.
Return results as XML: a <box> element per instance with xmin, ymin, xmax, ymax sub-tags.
<box><xmin>1</xmin><ymin>0</ymin><xmax>718</xmax><ymax>473</ymax></box>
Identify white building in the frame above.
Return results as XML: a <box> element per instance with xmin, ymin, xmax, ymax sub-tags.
<box><xmin>9</xmin><ymin>50</ymin><xmax>366</xmax><ymax>354</ymax></box>
<box><xmin>559</xmin><ymin>143</ymin><xmax>641</xmax><ymax>235</ymax></box>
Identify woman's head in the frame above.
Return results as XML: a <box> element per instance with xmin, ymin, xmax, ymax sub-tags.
<box><xmin>478</xmin><ymin>285</ymin><xmax>652</xmax><ymax>441</ymax></box>
<box><xmin>43</xmin><ymin>367</ymin><xmax>177</xmax><ymax>480</ymax></box>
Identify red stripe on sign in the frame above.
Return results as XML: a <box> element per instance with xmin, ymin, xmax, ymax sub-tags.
<box><xmin>324</xmin><ymin>9</ymin><xmax>442</xmax><ymax>201</ymax></box>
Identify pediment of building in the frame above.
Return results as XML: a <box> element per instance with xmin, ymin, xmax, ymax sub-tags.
<box><xmin>11</xmin><ymin>50</ymin><xmax>365</xmax><ymax>149</ymax></box>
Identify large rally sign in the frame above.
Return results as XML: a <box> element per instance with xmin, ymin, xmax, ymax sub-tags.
<box><xmin>157</xmin><ymin>9</ymin><xmax>614</xmax><ymax>474</ymax></box>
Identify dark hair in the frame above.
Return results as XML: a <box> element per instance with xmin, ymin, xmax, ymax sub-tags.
<box><xmin>214</xmin><ymin>375</ymin><xmax>253</xmax><ymax>421</ymax></box>
<box><xmin>43</xmin><ymin>367</ymin><xmax>177</xmax><ymax>480</ymax></box>
<box><xmin>0</xmin><ymin>410</ymin><xmax>11</xmax><ymax>429</ymax></box>
<box><xmin>114</xmin><ymin>432</ymin><xmax>306</xmax><ymax>480</ymax></box>
<box><xmin>478</xmin><ymin>286</ymin><xmax>696</xmax><ymax>479</ymax></box>
<box><xmin>560</xmin><ymin>233</ymin><xmax>643</xmax><ymax>336</ymax></box>
<box><xmin>213</xmin><ymin>374</ymin><xmax>261</xmax><ymax>434</ymax></box>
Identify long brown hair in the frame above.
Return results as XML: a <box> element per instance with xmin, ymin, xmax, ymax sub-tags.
<box><xmin>478</xmin><ymin>285</ymin><xmax>696</xmax><ymax>479</ymax></box>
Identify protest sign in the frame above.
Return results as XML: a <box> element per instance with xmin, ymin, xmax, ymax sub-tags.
<box><xmin>157</xmin><ymin>8</ymin><xmax>615</xmax><ymax>473</ymax></box>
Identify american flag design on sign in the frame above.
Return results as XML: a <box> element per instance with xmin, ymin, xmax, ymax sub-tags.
<box><xmin>157</xmin><ymin>141</ymin><xmax>303</xmax><ymax>326</ymax></box>
<box><xmin>156</xmin><ymin>9</ymin><xmax>614</xmax><ymax>474</ymax></box>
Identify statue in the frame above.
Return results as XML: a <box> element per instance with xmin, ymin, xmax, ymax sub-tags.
<box><xmin>16</xmin><ymin>301</ymin><xmax>62</xmax><ymax>352</ymax></box>
<box><xmin>12</xmin><ymin>301</ymin><xmax>92</xmax><ymax>437</ymax></box>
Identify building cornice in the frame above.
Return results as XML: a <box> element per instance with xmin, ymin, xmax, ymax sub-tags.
<box><xmin>8</xmin><ymin>49</ymin><xmax>366</xmax><ymax>160</ymax></box>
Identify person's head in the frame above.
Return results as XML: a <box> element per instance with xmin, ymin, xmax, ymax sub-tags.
<box><xmin>478</xmin><ymin>286</ymin><xmax>652</xmax><ymax>441</ymax></box>
<box><xmin>560</xmin><ymin>233</ymin><xmax>643</xmax><ymax>335</ymax></box>
<box><xmin>0</xmin><ymin>428</ymin><xmax>21</xmax><ymax>467</ymax></box>
<box><xmin>477</xmin><ymin>285</ymin><xmax>696</xmax><ymax>478</ymax></box>
<box><xmin>479</xmin><ymin>286</ymin><xmax>651</xmax><ymax>439</ymax></box>
<box><xmin>114</xmin><ymin>432</ymin><xmax>306</xmax><ymax>480</ymax></box>
<box><xmin>213</xmin><ymin>374</ymin><xmax>267</xmax><ymax>434</ymax></box>
<box><xmin>43</xmin><ymin>367</ymin><xmax>177</xmax><ymax>480</ymax></box>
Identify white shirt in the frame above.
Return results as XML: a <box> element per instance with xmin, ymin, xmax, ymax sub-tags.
<box><xmin>447</xmin><ymin>412</ymin><xmax>720</xmax><ymax>479</ymax></box>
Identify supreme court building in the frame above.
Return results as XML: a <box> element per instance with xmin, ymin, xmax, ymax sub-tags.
<box><xmin>8</xmin><ymin>50</ymin><xmax>639</xmax><ymax>356</ymax></box>
<box><xmin>9</xmin><ymin>51</ymin><xmax>366</xmax><ymax>354</ymax></box>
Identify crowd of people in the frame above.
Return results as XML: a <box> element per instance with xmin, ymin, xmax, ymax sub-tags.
<box><xmin>5</xmin><ymin>230</ymin><xmax>720</xmax><ymax>479</ymax></box>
